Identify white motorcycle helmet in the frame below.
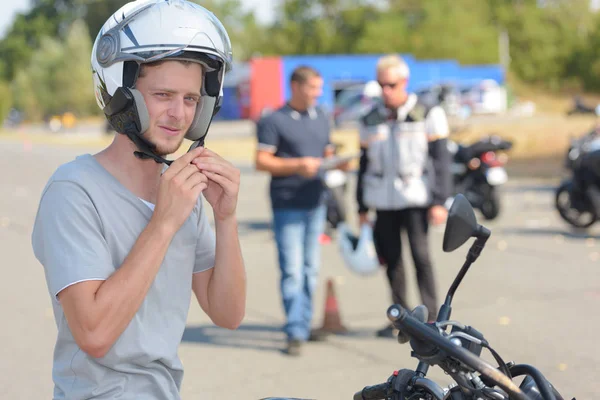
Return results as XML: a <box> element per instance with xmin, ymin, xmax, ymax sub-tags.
<box><xmin>91</xmin><ymin>0</ymin><xmax>233</xmax><ymax>165</ymax></box>
<box><xmin>323</xmin><ymin>169</ymin><xmax>347</xmax><ymax>188</ymax></box>
<box><xmin>336</xmin><ymin>222</ymin><xmax>380</xmax><ymax>276</ymax></box>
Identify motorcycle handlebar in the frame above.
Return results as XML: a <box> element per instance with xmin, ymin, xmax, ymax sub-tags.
<box><xmin>353</xmin><ymin>382</ymin><xmax>390</xmax><ymax>400</ymax></box>
<box><xmin>386</xmin><ymin>304</ymin><xmax>548</xmax><ymax>400</ymax></box>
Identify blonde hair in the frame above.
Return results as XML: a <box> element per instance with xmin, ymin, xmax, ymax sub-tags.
<box><xmin>376</xmin><ymin>54</ymin><xmax>410</xmax><ymax>79</ymax></box>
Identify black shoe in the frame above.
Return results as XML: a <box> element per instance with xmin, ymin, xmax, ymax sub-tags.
<box><xmin>286</xmin><ymin>339</ymin><xmax>302</xmax><ymax>356</ymax></box>
<box><xmin>308</xmin><ymin>329</ymin><xmax>329</xmax><ymax>342</ymax></box>
<box><xmin>375</xmin><ymin>324</ymin><xmax>398</xmax><ymax>339</ymax></box>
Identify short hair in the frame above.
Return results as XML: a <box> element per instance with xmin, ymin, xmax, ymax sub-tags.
<box><xmin>138</xmin><ymin>59</ymin><xmax>199</xmax><ymax>79</ymax></box>
<box><xmin>290</xmin><ymin>65</ymin><xmax>321</xmax><ymax>84</ymax></box>
<box><xmin>376</xmin><ymin>54</ymin><xmax>410</xmax><ymax>79</ymax></box>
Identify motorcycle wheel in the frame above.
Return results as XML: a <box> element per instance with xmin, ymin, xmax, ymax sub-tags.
<box><xmin>480</xmin><ymin>184</ymin><xmax>500</xmax><ymax>220</ymax></box>
<box><xmin>555</xmin><ymin>181</ymin><xmax>597</xmax><ymax>228</ymax></box>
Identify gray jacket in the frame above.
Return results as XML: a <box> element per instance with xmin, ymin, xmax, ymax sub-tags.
<box><xmin>356</xmin><ymin>94</ymin><xmax>452</xmax><ymax>212</ymax></box>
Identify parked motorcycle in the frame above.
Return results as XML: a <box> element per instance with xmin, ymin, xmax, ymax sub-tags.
<box><xmin>353</xmin><ymin>193</ymin><xmax>570</xmax><ymax>400</ymax></box>
<box><xmin>555</xmin><ymin>127</ymin><xmax>600</xmax><ymax>229</ymax></box>
<box><xmin>447</xmin><ymin>135</ymin><xmax>513</xmax><ymax>220</ymax></box>
<box><xmin>566</xmin><ymin>95</ymin><xmax>599</xmax><ymax>116</ymax></box>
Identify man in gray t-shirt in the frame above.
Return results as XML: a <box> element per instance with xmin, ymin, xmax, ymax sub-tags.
<box><xmin>31</xmin><ymin>2</ymin><xmax>246</xmax><ymax>399</ymax></box>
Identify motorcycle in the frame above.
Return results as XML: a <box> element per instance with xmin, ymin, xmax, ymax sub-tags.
<box><xmin>448</xmin><ymin>135</ymin><xmax>513</xmax><ymax>221</ymax></box>
<box><xmin>353</xmin><ymin>193</ymin><xmax>570</xmax><ymax>400</ymax></box>
<box><xmin>555</xmin><ymin>127</ymin><xmax>600</xmax><ymax>229</ymax></box>
<box><xmin>566</xmin><ymin>95</ymin><xmax>599</xmax><ymax>117</ymax></box>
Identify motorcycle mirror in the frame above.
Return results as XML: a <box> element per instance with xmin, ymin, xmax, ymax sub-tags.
<box><xmin>443</xmin><ymin>194</ymin><xmax>478</xmax><ymax>253</ymax></box>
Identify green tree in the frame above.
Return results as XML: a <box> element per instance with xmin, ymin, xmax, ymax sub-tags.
<box><xmin>0</xmin><ymin>80</ymin><xmax>13</xmax><ymax>125</ymax></box>
<box><xmin>568</xmin><ymin>11</ymin><xmax>600</xmax><ymax>91</ymax></box>
<box><xmin>0</xmin><ymin>11</ymin><xmax>62</xmax><ymax>81</ymax></box>
<box><xmin>355</xmin><ymin>12</ymin><xmax>412</xmax><ymax>54</ymax></box>
<box><xmin>492</xmin><ymin>0</ymin><xmax>593</xmax><ymax>89</ymax></box>
<box><xmin>357</xmin><ymin>0</ymin><xmax>499</xmax><ymax>63</ymax></box>
<box><xmin>411</xmin><ymin>0</ymin><xmax>499</xmax><ymax>64</ymax></box>
<box><xmin>12</xmin><ymin>35</ymin><xmax>64</xmax><ymax>120</ymax></box>
<box><xmin>11</xmin><ymin>19</ymin><xmax>97</xmax><ymax>121</ymax></box>
<box><xmin>77</xmin><ymin>0</ymin><xmax>130</xmax><ymax>40</ymax></box>
<box><xmin>55</xmin><ymin>19</ymin><xmax>98</xmax><ymax>116</ymax></box>
<box><xmin>262</xmin><ymin>0</ymin><xmax>379</xmax><ymax>55</ymax></box>
<box><xmin>191</xmin><ymin>0</ymin><xmax>266</xmax><ymax>61</ymax></box>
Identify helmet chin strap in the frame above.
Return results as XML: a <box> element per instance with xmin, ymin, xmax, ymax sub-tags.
<box><xmin>126</xmin><ymin>130</ymin><xmax>173</xmax><ymax>165</ymax></box>
<box><xmin>127</xmin><ymin>130</ymin><xmax>205</xmax><ymax>167</ymax></box>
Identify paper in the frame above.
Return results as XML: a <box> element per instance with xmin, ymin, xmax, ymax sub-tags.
<box><xmin>320</xmin><ymin>152</ymin><xmax>361</xmax><ymax>171</ymax></box>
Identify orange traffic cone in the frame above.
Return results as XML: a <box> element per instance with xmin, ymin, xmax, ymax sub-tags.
<box><xmin>315</xmin><ymin>278</ymin><xmax>348</xmax><ymax>335</ymax></box>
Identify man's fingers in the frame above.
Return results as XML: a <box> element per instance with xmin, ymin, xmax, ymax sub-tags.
<box><xmin>170</xmin><ymin>164</ymin><xmax>199</xmax><ymax>187</ymax></box>
<box><xmin>164</xmin><ymin>147</ymin><xmax>205</xmax><ymax>177</ymax></box>
<box><xmin>193</xmin><ymin>147</ymin><xmax>220</xmax><ymax>159</ymax></box>
<box><xmin>192</xmin><ymin>155</ymin><xmax>230</xmax><ymax>168</ymax></box>
<box><xmin>183</xmin><ymin>171</ymin><xmax>208</xmax><ymax>191</ymax></box>
<box><xmin>191</xmin><ymin>181</ymin><xmax>208</xmax><ymax>198</ymax></box>
<box><xmin>203</xmin><ymin>170</ymin><xmax>237</xmax><ymax>195</ymax></box>
<box><xmin>194</xmin><ymin>160</ymin><xmax>240</xmax><ymax>183</ymax></box>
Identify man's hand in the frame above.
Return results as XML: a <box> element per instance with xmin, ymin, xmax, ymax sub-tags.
<box><xmin>153</xmin><ymin>147</ymin><xmax>208</xmax><ymax>235</ymax></box>
<box><xmin>358</xmin><ymin>212</ymin><xmax>370</xmax><ymax>226</ymax></box>
<box><xmin>428</xmin><ymin>205</ymin><xmax>448</xmax><ymax>226</ymax></box>
<box><xmin>337</xmin><ymin>160</ymin><xmax>353</xmax><ymax>172</ymax></box>
<box><xmin>298</xmin><ymin>157</ymin><xmax>322</xmax><ymax>178</ymax></box>
<box><xmin>192</xmin><ymin>148</ymin><xmax>241</xmax><ymax>222</ymax></box>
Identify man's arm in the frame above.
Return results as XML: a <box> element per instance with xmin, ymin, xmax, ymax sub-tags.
<box><xmin>48</xmin><ymin>148</ymin><xmax>208</xmax><ymax>359</ymax></box>
<box><xmin>254</xmin><ymin>114</ymin><xmax>321</xmax><ymax>177</ymax></box>
<box><xmin>189</xmin><ymin>149</ymin><xmax>246</xmax><ymax>329</ymax></box>
<box><xmin>191</xmin><ymin>216</ymin><xmax>245</xmax><ymax>329</ymax></box>
<box><xmin>255</xmin><ymin>150</ymin><xmax>323</xmax><ymax>178</ymax></box>
<box><xmin>357</xmin><ymin>145</ymin><xmax>370</xmax><ymax>220</ymax></box>
<box><xmin>255</xmin><ymin>149</ymin><xmax>302</xmax><ymax>176</ymax></box>
<box><xmin>426</xmin><ymin>107</ymin><xmax>453</xmax><ymax>207</ymax></box>
<box><xmin>357</xmin><ymin>121</ymin><xmax>371</xmax><ymax>223</ymax></box>
<box><xmin>58</xmin><ymin>221</ymin><xmax>177</xmax><ymax>358</ymax></box>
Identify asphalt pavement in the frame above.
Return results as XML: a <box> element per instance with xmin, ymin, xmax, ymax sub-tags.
<box><xmin>0</xmin><ymin>136</ymin><xmax>598</xmax><ymax>399</ymax></box>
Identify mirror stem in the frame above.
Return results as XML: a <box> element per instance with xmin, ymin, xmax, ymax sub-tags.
<box><xmin>438</xmin><ymin>226</ymin><xmax>491</xmax><ymax>322</ymax></box>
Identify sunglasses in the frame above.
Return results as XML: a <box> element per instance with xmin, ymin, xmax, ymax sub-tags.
<box><xmin>378</xmin><ymin>81</ymin><xmax>403</xmax><ymax>89</ymax></box>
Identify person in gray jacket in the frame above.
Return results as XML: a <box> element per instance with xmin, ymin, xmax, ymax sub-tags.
<box><xmin>356</xmin><ymin>54</ymin><xmax>452</xmax><ymax>338</ymax></box>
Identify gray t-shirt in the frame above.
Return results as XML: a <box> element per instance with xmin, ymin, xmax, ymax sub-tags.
<box><xmin>31</xmin><ymin>154</ymin><xmax>216</xmax><ymax>399</ymax></box>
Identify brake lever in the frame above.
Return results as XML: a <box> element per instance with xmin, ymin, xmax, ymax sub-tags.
<box><xmin>447</xmin><ymin>331</ymin><xmax>484</xmax><ymax>345</ymax></box>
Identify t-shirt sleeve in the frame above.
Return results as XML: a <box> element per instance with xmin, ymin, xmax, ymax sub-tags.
<box><xmin>425</xmin><ymin>106</ymin><xmax>450</xmax><ymax>140</ymax></box>
<box><xmin>193</xmin><ymin>197</ymin><xmax>216</xmax><ymax>274</ymax></box>
<box><xmin>256</xmin><ymin>116</ymin><xmax>279</xmax><ymax>153</ymax></box>
<box><xmin>31</xmin><ymin>181</ymin><xmax>115</xmax><ymax>301</ymax></box>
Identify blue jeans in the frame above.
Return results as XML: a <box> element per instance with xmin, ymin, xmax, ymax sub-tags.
<box><xmin>272</xmin><ymin>205</ymin><xmax>326</xmax><ymax>341</ymax></box>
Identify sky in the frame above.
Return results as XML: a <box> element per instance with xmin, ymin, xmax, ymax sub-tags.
<box><xmin>0</xmin><ymin>0</ymin><xmax>277</xmax><ymax>38</ymax></box>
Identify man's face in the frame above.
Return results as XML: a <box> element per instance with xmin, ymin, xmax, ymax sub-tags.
<box><xmin>135</xmin><ymin>61</ymin><xmax>203</xmax><ymax>156</ymax></box>
<box><xmin>292</xmin><ymin>76</ymin><xmax>323</xmax><ymax>108</ymax></box>
<box><xmin>377</xmin><ymin>67</ymin><xmax>408</xmax><ymax>109</ymax></box>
